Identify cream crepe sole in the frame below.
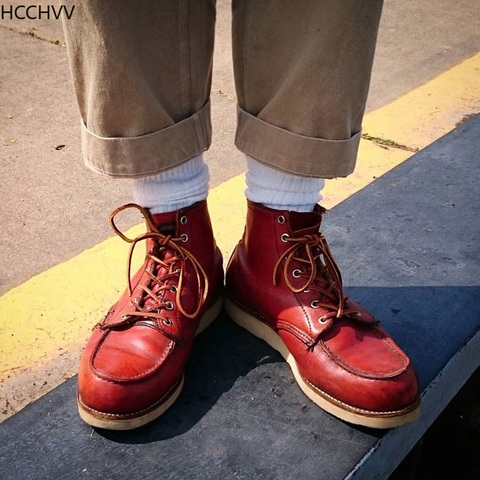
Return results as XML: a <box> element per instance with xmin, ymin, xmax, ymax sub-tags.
<box><xmin>77</xmin><ymin>296</ymin><xmax>223</xmax><ymax>430</ymax></box>
<box><xmin>225</xmin><ymin>297</ymin><xmax>420</xmax><ymax>429</ymax></box>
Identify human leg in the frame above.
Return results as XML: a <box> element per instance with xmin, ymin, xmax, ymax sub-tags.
<box><xmin>62</xmin><ymin>0</ymin><xmax>223</xmax><ymax>429</ymax></box>
<box><xmin>62</xmin><ymin>0</ymin><xmax>216</xmax><ymax>177</ymax></box>
<box><xmin>227</xmin><ymin>0</ymin><xmax>420</xmax><ymax>428</ymax></box>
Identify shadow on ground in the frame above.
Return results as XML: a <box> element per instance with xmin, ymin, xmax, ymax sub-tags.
<box><xmin>1</xmin><ymin>283</ymin><xmax>479</xmax><ymax>479</ymax></box>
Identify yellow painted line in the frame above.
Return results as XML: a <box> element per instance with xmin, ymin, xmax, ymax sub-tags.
<box><xmin>1</xmin><ymin>52</ymin><xmax>480</xmax><ymax>420</ymax></box>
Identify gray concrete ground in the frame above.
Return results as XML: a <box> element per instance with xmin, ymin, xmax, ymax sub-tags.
<box><xmin>1</xmin><ymin>0</ymin><xmax>480</xmax><ymax>295</ymax></box>
<box><xmin>1</xmin><ymin>114</ymin><xmax>479</xmax><ymax>479</ymax></box>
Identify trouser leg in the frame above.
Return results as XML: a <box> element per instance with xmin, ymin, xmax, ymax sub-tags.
<box><xmin>232</xmin><ymin>0</ymin><xmax>384</xmax><ymax>178</ymax></box>
<box><xmin>61</xmin><ymin>0</ymin><xmax>216</xmax><ymax>177</ymax></box>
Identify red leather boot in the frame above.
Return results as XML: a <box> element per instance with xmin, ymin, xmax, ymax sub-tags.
<box><xmin>77</xmin><ymin>201</ymin><xmax>223</xmax><ymax>430</ymax></box>
<box><xmin>226</xmin><ymin>201</ymin><xmax>420</xmax><ymax>428</ymax></box>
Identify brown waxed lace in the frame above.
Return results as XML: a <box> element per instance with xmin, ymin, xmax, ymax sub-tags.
<box><xmin>273</xmin><ymin>233</ymin><xmax>359</xmax><ymax>322</ymax></box>
<box><xmin>103</xmin><ymin>203</ymin><xmax>208</xmax><ymax>327</ymax></box>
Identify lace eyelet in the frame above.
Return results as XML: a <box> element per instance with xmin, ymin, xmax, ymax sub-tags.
<box><xmin>355</xmin><ymin>312</ymin><xmax>362</xmax><ymax>317</ymax></box>
<box><xmin>180</xmin><ymin>216</ymin><xmax>187</xmax><ymax>225</ymax></box>
<box><xmin>292</xmin><ymin>269</ymin><xmax>302</xmax><ymax>278</ymax></box>
<box><xmin>318</xmin><ymin>316</ymin><xmax>328</xmax><ymax>325</ymax></box>
<box><xmin>132</xmin><ymin>298</ymin><xmax>138</xmax><ymax>304</ymax></box>
<box><xmin>181</xmin><ymin>233</ymin><xmax>188</xmax><ymax>243</ymax></box>
<box><xmin>121</xmin><ymin>315</ymin><xmax>128</xmax><ymax>320</ymax></box>
<box><xmin>170</xmin><ymin>285</ymin><xmax>178</xmax><ymax>293</ymax></box>
<box><xmin>277</xmin><ymin>215</ymin><xmax>285</xmax><ymax>224</ymax></box>
<box><xmin>281</xmin><ymin>233</ymin><xmax>289</xmax><ymax>243</ymax></box>
<box><xmin>310</xmin><ymin>300</ymin><xmax>320</xmax><ymax>309</ymax></box>
<box><xmin>163</xmin><ymin>318</ymin><xmax>173</xmax><ymax>326</ymax></box>
<box><xmin>165</xmin><ymin>301</ymin><xmax>174</xmax><ymax>311</ymax></box>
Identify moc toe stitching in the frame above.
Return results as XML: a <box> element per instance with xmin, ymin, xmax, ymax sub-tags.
<box><xmin>89</xmin><ymin>330</ymin><xmax>176</xmax><ymax>384</ymax></box>
<box><xmin>320</xmin><ymin>339</ymin><xmax>408</xmax><ymax>379</ymax></box>
<box><xmin>320</xmin><ymin>329</ymin><xmax>409</xmax><ymax>379</ymax></box>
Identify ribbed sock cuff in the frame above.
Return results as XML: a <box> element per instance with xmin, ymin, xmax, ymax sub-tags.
<box><xmin>245</xmin><ymin>156</ymin><xmax>325</xmax><ymax>212</ymax></box>
<box><xmin>132</xmin><ymin>154</ymin><xmax>209</xmax><ymax>214</ymax></box>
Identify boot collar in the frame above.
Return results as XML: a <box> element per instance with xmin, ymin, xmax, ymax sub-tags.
<box><xmin>247</xmin><ymin>200</ymin><xmax>326</xmax><ymax>235</ymax></box>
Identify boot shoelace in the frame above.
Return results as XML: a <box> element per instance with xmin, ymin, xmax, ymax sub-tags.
<box><xmin>273</xmin><ymin>233</ymin><xmax>359</xmax><ymax>323</ymax></box>
<box><xmin>99</xmin><ymin>203</ymin><xmax>208</xmax><ymax>330</ymax></box>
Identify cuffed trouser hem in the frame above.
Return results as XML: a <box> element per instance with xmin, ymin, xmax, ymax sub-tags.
<box><xmin>235</xmin><ymin>106</ymin><xmax>361</xmax><ymax>179</ymax></box>
<box><xmin>81</xmin><ymin>101</ymin><xmax>212</xmax><ymax>178</ymax></box>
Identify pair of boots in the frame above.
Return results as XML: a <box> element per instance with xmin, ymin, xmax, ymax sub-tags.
<box><xmin>77</xmin><ymin>201</ymin><xmax>420</xmax><ymax>430</ymax></box>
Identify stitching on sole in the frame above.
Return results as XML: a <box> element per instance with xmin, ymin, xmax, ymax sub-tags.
<box><xmin>301</xmin><ymin>376</ymin><xmax>420</xmax><ymax>417</ymax></box>
<box><xmin>78</xmin><ymin>378</ymin><xmax>182</xmax><ymax>420</ymax></box>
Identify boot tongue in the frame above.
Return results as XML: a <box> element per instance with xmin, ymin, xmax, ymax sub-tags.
<box><xmin>289</xmin><ymin>206</ymin><xmax>339</xmax><ymax>304</ymax></box>
<box><xmin>142</xmin><ymin>210</ymin><xmax>178</xmax><ymax>313</ymax></box>
<box><xmin>150</xmin><ymin>211</ymin><xmax>177</xmax><ymax>234</ymax></box>
<box><xmin>288</xmin><ymin>207</ymin><xmax>323</xmax><ymax>235</ymax></box>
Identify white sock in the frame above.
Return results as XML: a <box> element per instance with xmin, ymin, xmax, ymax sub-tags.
<box><xmin>133</xmin><ymin>154</ymin><xmax>209</xmax><ymax>214</ymax></box>
<box><xmin>245</xmin><ymin>156</ymin><xmax>325</xmax><ymax>212</ymax></box>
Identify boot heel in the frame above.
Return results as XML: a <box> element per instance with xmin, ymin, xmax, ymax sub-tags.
<box><xmin>196</xmin><ymin>296</ymin><xmax>223</xmax><ymax>336</ymax></box>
